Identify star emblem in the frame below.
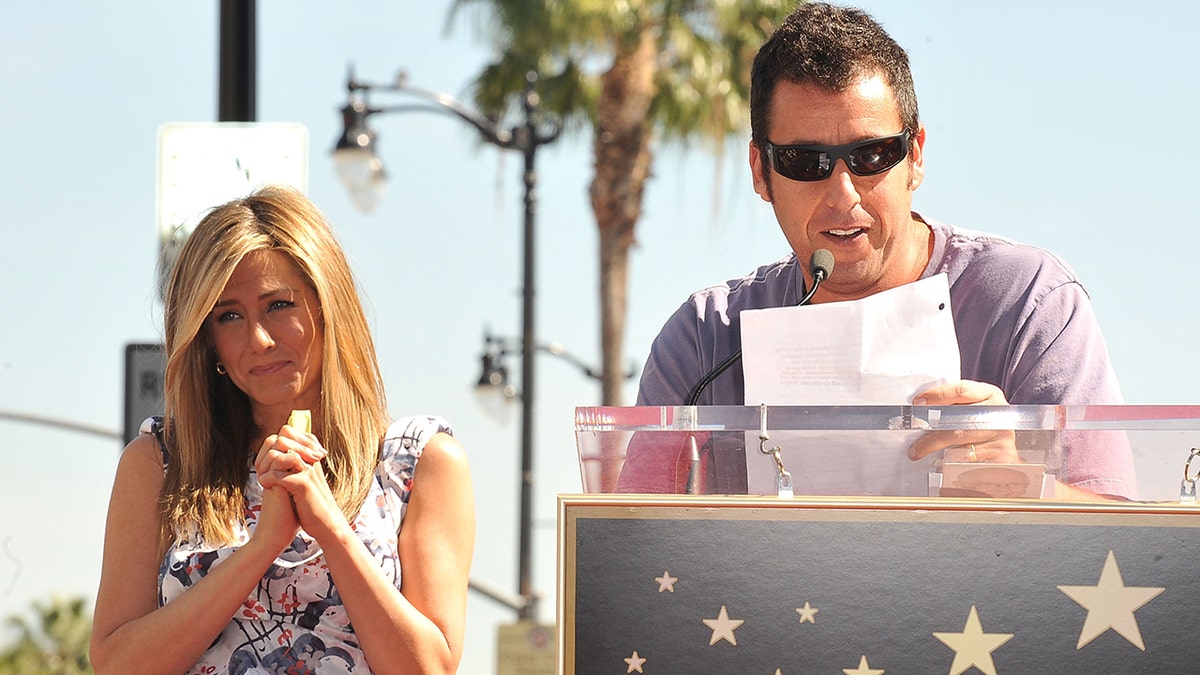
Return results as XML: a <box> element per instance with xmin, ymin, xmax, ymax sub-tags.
<box><xmin>1058</xmin><ymin>549</ymin><xmax>1165</xmax><ymax>650</ymax></box>
<box><xmin>623</xmin><ymin>650</ymin><xmax>646</xmax><ymax>673</ymax></box>
<box><xmin>655</xmin><ymin>571</ymin><xmax>678</xmax><ymax>593</ymax></box>
<box><xmin>843</xmin><ymin>655</ymin><xmax>885</xmax><ymax>675</ymax></box>
<box><xmin>796</xmin><ymin>601</ymin><xmax>818</xmax><ymax>624</ymax></box>
<box><xmin>702</xmin><ymin>605</ymin><xmax>744</xmax><ymax>646</ymax></box>
<box><xmin>932</xmin><ymin>605</ymin><xmax>1013</xmax><ymax>675</ymax></box>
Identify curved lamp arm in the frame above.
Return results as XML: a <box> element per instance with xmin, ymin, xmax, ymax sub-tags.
<box><xmin>332</xmin><ymin>68</ymin><xmax>561</xmax><ymax>212</ymax></box>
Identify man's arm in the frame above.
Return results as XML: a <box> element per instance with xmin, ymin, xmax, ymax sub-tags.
<box><xmin>1001</xmin><ymin>280</ymin><xmax>1124</xmax><ymax>407</ymax></box>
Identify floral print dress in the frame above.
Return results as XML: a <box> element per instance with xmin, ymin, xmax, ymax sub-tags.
<box><xmin>147</xmin><ymin>415</ymin><xmax>451</xmax><ymax>674</ymax></box>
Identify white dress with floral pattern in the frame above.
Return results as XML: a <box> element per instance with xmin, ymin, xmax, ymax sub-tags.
<box><xmin>149</xmin><ymin>415</ymin><xmax>450</xmax><ymax>674</ymax></box>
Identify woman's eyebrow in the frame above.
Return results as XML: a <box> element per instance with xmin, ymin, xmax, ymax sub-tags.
<box><xmin>211</xmin><ymin>287</ymin><xmax>292</xmax><ymax>309</ymax></box>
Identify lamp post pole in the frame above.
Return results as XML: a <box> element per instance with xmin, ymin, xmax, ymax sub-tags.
<box><xmin>333</xmin><ymin>72</ymin><xmax>559</xmax><ymax>621</ymax></box>
<box><xmin>217</xmin><ymin>0</ymin><xmax>255</xmax><ymax>122</ymax></box>
<box><xmin>515</xmin><ymin>86</ymin><xmax>539</xmax><ymax>621</ymax></box>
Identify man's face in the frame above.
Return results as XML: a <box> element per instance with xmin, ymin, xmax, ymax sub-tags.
<box><xmin>954</xmin><ymin>467</ymin><xmax>1032</xmax><ymax>498</ymax></box>
<box><xmin>750</xmin><ymin>74</ymin><xmax>928</xmax><ymax>303</ymax></box>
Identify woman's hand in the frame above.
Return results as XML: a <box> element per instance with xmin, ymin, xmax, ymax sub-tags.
<box><xmin>254</xmin><ymin>425</ymin><xmax>345</xmax><ymax>544</ymax></box>
<box><xmin>254</xmin><ymin>484</ymin><xmax>301</xmax><ymax>554</ymax></box>
<box><xmin>252</xmin><ymin>429</ymin><xmax>316</xmax><ymax>553</ymax></box>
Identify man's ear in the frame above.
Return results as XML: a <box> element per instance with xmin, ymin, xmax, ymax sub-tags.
<box><xmin>908</xmin><ymin>125</ymin><xmax>927</xmax><ymax>191</ymax></box>
<box><xmin>750</xmin><ymin>140</ymin><xmax>773</xmax><ymax>203</ymax></box>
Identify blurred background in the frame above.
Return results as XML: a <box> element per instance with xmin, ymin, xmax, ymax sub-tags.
<box><xmin>2</xmin><ymin>0</ymin><xmax>1197</xmax><ymax>672</ymax></box>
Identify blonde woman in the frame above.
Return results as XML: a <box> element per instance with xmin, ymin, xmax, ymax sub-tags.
<box><xmin>90</xmin><ymin>186</ymin><xmax>475</xmax><ymax>674</ymax></box>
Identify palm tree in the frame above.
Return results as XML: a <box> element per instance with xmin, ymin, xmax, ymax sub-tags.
<box><xmin>449</xmin><ymin>0</ymin><xmax>798</xmax><ymax>408</ymax></box>
<box><xmin>0</xmin><ymin>596</ymin><xmax>93</xmax><ymax>674</ymax></box>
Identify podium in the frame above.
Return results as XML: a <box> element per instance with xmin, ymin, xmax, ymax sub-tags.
<box><xmin>560</xmin><ymin>405</ymin><xmax>1200</xmax><ymax>673</ymax></box>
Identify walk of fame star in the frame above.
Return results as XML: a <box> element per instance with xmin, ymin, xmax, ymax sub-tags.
<box><xmin>702</xmin><ymin>605</ymin><xmax>744</xmax><ymax>646</ymax></box>
<box><xmin>796</xmin><ymin>601</ymin><xmax>818</xmax><ymax>624</ymax></box>
<box><xmin>932</xmin><ymin>605</ymin><xmax>1013</xmax><ymax>675</ymax></box>
<box><xmin>843</xmin><ymin>655</ymin><xmax>885</xmax><ymax>675</ymax></box>
<box><xmin>1058</xmin><ymin>549</ymin><xmax>1165</xmax><ymax>650</ymax></box>
<box><xmin>655</xmin><ymin>571</ymin><xmax>677</xmax><ymax>593</ymax></box>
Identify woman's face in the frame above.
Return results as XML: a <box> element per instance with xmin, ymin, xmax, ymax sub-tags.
<box><xmin>208</xmin><ymin>249</ymin><xmax>324</xmax><ymax>424</ymax></box>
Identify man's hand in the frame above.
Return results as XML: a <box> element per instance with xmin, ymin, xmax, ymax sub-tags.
<box><xmin>912</xmin><ymin>379</ymin><xmax>1008</xmax><ymax>406</ymax></box>
<box><xmin>908</xmin><ymin>379</ymin><xmax>1020</xmax><ymax>464</ymax></box>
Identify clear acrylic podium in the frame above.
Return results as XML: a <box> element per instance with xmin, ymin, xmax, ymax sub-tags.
<box><xmin>561</xmin><ymin>405</ymin><xmax>1200</xmax><ymax>673</ymax></box>
<box><xmin>574</xmin><ymin>404</ymin><xmax>1200</xmax><ymax>501</ymax></box>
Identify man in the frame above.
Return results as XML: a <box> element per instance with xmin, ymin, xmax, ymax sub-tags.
<box><xmin>630</xmin><ymin>2</ymin><xmax>1134</xmax><ymax>499</ymax></box>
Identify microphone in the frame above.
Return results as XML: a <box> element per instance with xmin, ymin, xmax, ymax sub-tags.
<box><xmin>808</xmin><ymin>248</ymin><xmax>834</xmax><ymax>290</ymax></box>
<box><xmin>681</xmin><ymin>249</ymin><xmax>833</xmax><ymax>494</ymax></box>
<box><xmin>684</xmin><ymin>249</ymin><xmax>834</xmax><ymax>406</ymax></box>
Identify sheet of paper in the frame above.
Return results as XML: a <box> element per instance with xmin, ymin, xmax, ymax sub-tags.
<box><xmin>741</xmin><ymin>273</ymin><xmax>960</xmax><ymax>405</ymax></box>
<box><xmin>739</xmin><ymin>274</ymin><xmax>961</xmax><ymax>496</ymax></box>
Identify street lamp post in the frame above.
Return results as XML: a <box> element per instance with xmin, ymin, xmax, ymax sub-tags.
<box><xmin>332</xmin><ymin>70</ymin><xmax>560</xmax><ymax>621</ymax></box>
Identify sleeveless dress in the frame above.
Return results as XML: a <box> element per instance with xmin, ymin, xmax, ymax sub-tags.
<box><xmin>146</xmin><ymin>415</ymin><xmax>452</xmax><ymax>674</ymax></box>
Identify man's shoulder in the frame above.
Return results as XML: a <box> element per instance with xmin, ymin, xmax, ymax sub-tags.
<box><xmin>933</xmin><ymin>220</ymin><xmax>1081</xmax><ymax>288</ymax></box>
<box><xmin>686</xmin><ymin>252</ymin><xmax>800</xmax><ymax>311</ymax></box>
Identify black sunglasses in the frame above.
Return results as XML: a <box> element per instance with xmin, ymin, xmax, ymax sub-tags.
<box><xmin>763</xmin><ymin>130</ymin><xmax>910</xmax><ymax>182</ymax></box>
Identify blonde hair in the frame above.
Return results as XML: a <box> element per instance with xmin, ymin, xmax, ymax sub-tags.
<box><xmin>160</xmin><ymin>185</ymin><xmax>388</xmax><ymax>546</ymax></box>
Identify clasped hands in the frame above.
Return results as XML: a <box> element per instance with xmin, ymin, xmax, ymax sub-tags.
<box><xmin>252</xmin><ymin>422</ymin><xmax>341</xmax><ymax>552</ymax></box>
<box><xmin>906</xmin><ymin>379</ymin><xmax>1021</xmax><ymax>465</ymax></box>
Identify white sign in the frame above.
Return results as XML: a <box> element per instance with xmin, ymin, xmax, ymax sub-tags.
<box><xmin>156</xmin><ymin>122</ymin><xmax>308</xmax><ymax>296</ymax></box>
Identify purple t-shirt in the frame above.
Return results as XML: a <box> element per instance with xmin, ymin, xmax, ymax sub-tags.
<box><xmin>634</xmin><ymin>214</ymin><xmax>1135</xmax><ymax>498</ymax></box>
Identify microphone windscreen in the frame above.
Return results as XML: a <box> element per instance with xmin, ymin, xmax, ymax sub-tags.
<box><xmin>810</xmin><ymin>248</ymin><xmax>835</xmax><ymax>279</ymax></box>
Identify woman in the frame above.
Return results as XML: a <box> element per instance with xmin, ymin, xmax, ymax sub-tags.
<box><xmin>90</xmin><ymin>186</ymin><xmax>475</xmax><ymax>674</ymax></box>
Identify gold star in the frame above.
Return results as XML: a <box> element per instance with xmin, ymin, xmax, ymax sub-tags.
<box><xmin>796</xmin><ymin>601</ymin><xmax>818</xmax><ymax>624</ymax></box>
<box><xmin>623</xmin><ymin>650</ymin><xmax>646</xmax><ymax>673</ymax></box>
<box><xmin>702</xmin><ymin>605</ymin><xmax>744</xmax><ymax>646</ymax></box>
<box><xmin>655</xmin><ymin>571</ymin><xmax>678</xmax><ymax>593</ymax></box>
<box><xmin>932</xmin><ymin>605</ymin><xmax>1013</xmax><ymax>675</ymax></box>
<box><xmin>842</xmin><ymin>655</ymin><xmax>885</xmax><ymax>675</ymax></box>
<box><xmin>1058</xmin><ymin>550</ymin><xmax>1164</xmax><ymax>650</ymax></box>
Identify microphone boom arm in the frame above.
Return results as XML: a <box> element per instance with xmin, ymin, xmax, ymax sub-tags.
<box><xmin>684</xmin><ymin>249</ymin><xmax>833</xmax><ymax>406</ymax></box>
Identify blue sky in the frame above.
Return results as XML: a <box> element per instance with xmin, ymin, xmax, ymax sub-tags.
<box><xmin>2</xmin><ymin>1</ymin><xmax>1198</xmax><ymax>671</ymax></box>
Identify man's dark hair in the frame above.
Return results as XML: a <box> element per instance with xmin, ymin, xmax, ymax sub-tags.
<box><xmin>749</xmin><ymin>2</ymin><xmax>919</xmax><ymax>150</ymax></box>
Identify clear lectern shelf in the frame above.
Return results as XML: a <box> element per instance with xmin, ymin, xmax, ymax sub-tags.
<box><xmin>574</xmin><ymin>405</ymin><xmax>1200</xmax><ymax>502</ymax></box>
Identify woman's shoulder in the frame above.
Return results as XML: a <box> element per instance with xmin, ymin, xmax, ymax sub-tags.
<box><xmin>375</xmin><ymin>416</ymin><xmax>457</xmax><ymax>504</ymax></box>
<box><xmin>115</xmin><ymin>430</ymin><xmax>168</xmax><ymax>488</ymax></box>
<box><xmin>380</xmin><ymin>416</ymin><xmax>454</xmax><ymax>460</ymax></box>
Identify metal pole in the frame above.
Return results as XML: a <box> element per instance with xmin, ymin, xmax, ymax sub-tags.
<box><xmin>333</xmin><ymin>70</ymin><xmax>559</xmax><ymax>620</ymax></box>
<box><xmin>517</xmin><ymin>74</ymin><xmax>538</xmax><ymax>622</ymax></box>
<box><xmin>0</xmin><ymin>410</ymin><xmax>123</xmax><ymax>442</ymax></box>
<box><xmin>218</xmin><ymin>0</ymin><xmax>256</xmax><ymax>121</ymax></box>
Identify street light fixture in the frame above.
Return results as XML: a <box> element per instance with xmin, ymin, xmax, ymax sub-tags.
<box><xmin>332</xmin><ymin>95</ymin><xmax>384</xmax><ymax>213</ymax></box>
<box><xmin>332</xmin><ymin>68</ymin><xmax>561</xmax><ymax>621</ymax></box>
<box><xmin>476</xmin><ymin>329</ymin><xmax>637</xmax><ymax>396</ymax></box>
